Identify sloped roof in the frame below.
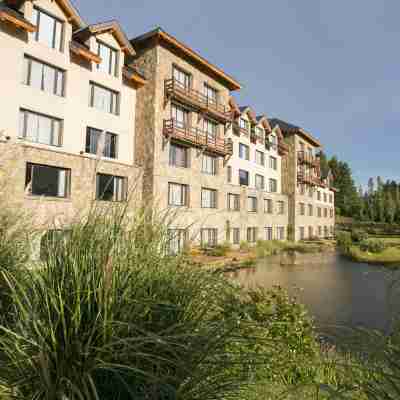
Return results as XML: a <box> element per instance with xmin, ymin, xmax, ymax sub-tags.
<box><xmin>0</xmin><ymin>2</ymin><xmax>36</xmax><ymax>31</ymax></box>
<box><xmin>131</xmin><ymin>27</ymin><xmax>241</xmax><ymax>91</ymax></box>
<box><xmin>73</xmin><ymin>20</ymin><xmax>135</xmax><ymax>56</ymax></box>
<box><xmin>268</xmin><ymin>118</ymin><xmax>321</xmax><ymax>148</ymax></box>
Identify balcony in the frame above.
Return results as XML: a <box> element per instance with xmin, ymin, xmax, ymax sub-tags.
<box><xmin>297</xmin><ymin>171</ymin><xmax>317</xmax><ymax>186</ymax></box>
<box><xmin>164</xmin><ymin>79</ymin><xmax>232</xmax><ymax>123</ymax></box>
<box><xmin>297</xmin><ymin>151</ymin><xmax>319</xmax><ymax>167</ymax></box>
<box><xmin>163</xmin><ymin>119</ymin><xmax>233</xmax><ymax>156</ymax></box>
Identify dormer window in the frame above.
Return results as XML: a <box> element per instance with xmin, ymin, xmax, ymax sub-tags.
<box><xmin>32</xmin><ymin>7</ymin><xmax>63</xmax><ymax>51</ymax></box>
<box><xmin>239</xmin><ymin>118</ymin><xmax>249</xmax><ymax>132</ymax></box>
<box><xmin>97</xmin><ymin>41</ymin><xmax>118</xmax><ymax>77</ymax></box>
<box><xmin>256</xmin><ymin>127</ymin><xmax>264</xmax><ymax>140</ymax></box>
<box><xmin>270</xmin><ymin>134</ymin><xmax>277</xmax><ymax>150</ymax></box>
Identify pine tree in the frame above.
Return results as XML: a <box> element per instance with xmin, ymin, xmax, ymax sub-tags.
<box><xmin>385</xmin><ymin>192</ymin><xmax>396</xmax><ymax>224</ymax></box>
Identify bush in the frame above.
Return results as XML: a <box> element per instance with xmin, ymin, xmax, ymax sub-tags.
<box><xmin>351</xmin><ymin>229</ymin><xmax>368</xmax><ymax>243</ymax></box>
<box><xmin>239</xmin><ymin>240</ymin><xmax>251</xmax><ymax>252</ymax></box>
<box><xmin>336</xmin><ymin>231</ymin><xmax>353</xmax><ymax>252</ymax></box>
<box><xmin>202</xmin><ymin>242</ymin><xmax>231</xmax><ymax>257</ymax></box>
<box><xmin>0</xmin><ymin>207</ymin><xmax>272</xmax><ymax>400</ymax></box>
<box><xmin>359</xmin><ymin>239</ymin><xmax>387</xmax><ymax>253</ymax></box>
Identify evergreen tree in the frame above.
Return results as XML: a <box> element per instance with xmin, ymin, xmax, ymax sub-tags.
<box><xmin>385</xmin><ymin>192</ymin><xmax>396</xmax><ymax>224</ymax></box>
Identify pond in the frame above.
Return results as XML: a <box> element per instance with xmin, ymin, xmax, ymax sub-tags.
<box><xmin>230</xmin><ymin>252</ymin><xmax>400</xmax><ymax>337</ymax></box>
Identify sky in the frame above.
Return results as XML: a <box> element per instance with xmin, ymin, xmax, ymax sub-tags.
<box><xmin>72</xmin><ymin>0</ymin><xmax>400</xmax><ymax>187</ymax></box>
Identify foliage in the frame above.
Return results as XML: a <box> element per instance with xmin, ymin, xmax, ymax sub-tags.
<box><xmin>359</xmin><ymin>239</ymin><xmax>387</xmax><ymax>254</ymax></box>
<box><xmin>351</xmin><ymin>229</ymin><xmax>368</xmax><ymax>243</ymax></box>
<box><xmin>0</xmin><ymin>208</ymin><xmax>32</xmax><ymax>327</ymax></box>
<box><xmin>239</xmin><ymin>240</ymin><xmax>251</xmax><ymax>252</ymax></box>
<box><xmin>0</xmin><ymin>207</ymin><xmax>274</xmax><ymax>400</ymax></box>
<box><xmin>202</xmin><ymin>242</ymin><xmax>231</xmax><ymax>257</ymax></box>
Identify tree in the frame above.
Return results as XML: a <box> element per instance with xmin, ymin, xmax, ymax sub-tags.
<box><xmin>385</xmin><ymin>192</ymin><xmax>396</xmax><ymax>224</ymax></box>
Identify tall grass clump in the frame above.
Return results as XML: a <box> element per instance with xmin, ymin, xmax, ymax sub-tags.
<box><xmin>0</xmin><ymin>205</ymin><xmax>281</xmax><ymax>400</ymax></box>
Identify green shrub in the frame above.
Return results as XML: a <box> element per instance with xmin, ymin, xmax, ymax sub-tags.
<box><xmin>239</xmin><ymin>240</ymin><xmax>251</xmax><ymax>252</ymax></box>
<box><xmin>359</xmin><ymin>239</ymin><xmax>387</xmax><ymax>253</ymax></box>
<box><xmin>202</xmin><ymin>242</ymin><xmax>231</xmax><ymax>257</ymax></box>
<box><xmin>336</xmin><ymin>231</ymin><xmax>353</xmax><ymax>251</ymax></box>
<box><xmin>350</xmin><ymin>229</ymin><xmax>368</xmax><ymax>243</ymax></box>
<box><xmin>0</xmin><ymin>207</ymin><xmax>271</xmax><ymax>400</ymax></box>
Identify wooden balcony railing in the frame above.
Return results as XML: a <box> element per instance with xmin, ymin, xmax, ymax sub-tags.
<box><xmin>163</xmin><ymin>119</ymin><xmax>233</xmax><ymax>156</ymax></box>
<box><xmin>164</xmin><ymin>79</ymin><xmax>232</xmax><ymax>123</ymax></box>
<box><xmin>297</xmin><ymin>171</ymin><xmax>317</xmax><ymax>186</ymax></box>
<box><xmin>297</xmin><ymin>151</ymin><xmax>319</xmax><ymax>167</ymax></box>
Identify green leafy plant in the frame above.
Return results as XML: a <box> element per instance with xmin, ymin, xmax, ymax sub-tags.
<box><xmin>351</xmin><ymin>229</ymin><xmax>368</xmax><ymax>243</ymax></box>
<box><xmin>359</xmin><ymin>239</ymin><xmax>387</xmax><ymax>253</ymax></box>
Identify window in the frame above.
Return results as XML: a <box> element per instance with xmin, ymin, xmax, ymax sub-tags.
<box><xmin>201</xmin><ymin>188</ymin><xmax>217</xmax><ymax>208</ymax></box>
<box><xmin>269</xmin><ymin>179</ymin><xmax>278</xmax><ymax>193</ymax></box>
<box><xmin>202</xmin><ymin>154</ymin><xmax>217</xmax><ymax>175</ymax></box>
<box><xmin>299</xmin><ymin>202</ymin><xmax>305</xmax><ymax>216</ymax></box>
<box><xmin>247</xmin><ymin>227</ymin><xmax>257</xmax><ymax>243</ymax></box>
<box><xmin>228</xmin><ymin>193</ymin><xmax>240</xmax><ymax>211</ymax></box>
<box><xmin>329</xmin><ymin>194</ymin><xmax>333</xmax><ymax>203</ymax></box>
<box><xmin>40</xmin><ymin>229</ymin><xmax>70</xmax><ymax>261</ymax></box>
<box><xmin>96</xmin><ymin>174</ymin><xmax>127</xmax><ymax>202</ymax></box>
<box><xmin>324</xmin><ymin>208</ymin><xmax>328</xmax><ymax>218</ymax></box>
<box><xmin>239</xmin><ymin>118</ymin><xmax>249</xmax><ymax>132</ymax></box>
<box><xmin>23</xmin><ymin>56</ymin><xmax>64</xmax><ymax>96</ymax></box>
<box><xmin>169</xmin><ymin>143</ymin><xmax>189</xmax><ymax>168</ymax></box>
<box><xmin>255</xmin><ymin>150</ymin><xmax>265</xmax><ymax>166</ymax></box>
<box><xmin>32</xmin><ymin>7</ymin><xmax>63</xmax><ymax>51</ymax></box>
<box><xmin>265</xmin><ymin>226</ymin><xmax>273</xmax><ymax>241</ymax></box>
<box><xmin>323</xmin><ymin>193</ymin><xmax>327</xmax><ymax>202</ymax></box>
<box><xmin>248</xmin><ymin>196</ymin><xmax>257</xmax><ymax>213</ymax></box>
<box><xmin>201</xmin><ymin>228</ymin><xmax>218</xmax><ymax>247</ymax></box>
<box><xmin>227</xmin><ymin>166</ymin><xmax>232</xmax><ymax>183</ymax></box>
<box><xmin>239</xmin><ymin>143</ymin><xmax>250</xmax><ymax>160</ymax></box>
<box><xmin>277</xmin><ymin>201</ymin><xmax>285</xmax><ymax>215</ymax></box>
<box><xmin>317</xmin><ymin>191</ymin><xmax>321</xmax><ymax>201</ymax></box>
<box><xmin>308</xmin><ymin>226</ymin><xmax>313</xmax><ymax>239</ymax></box>
<box><xmin>255</xmin><ymin>174</ymin><xmax>265</xmax><ymax>190</ymax></box>
<box><xmin>317</xmin><ymin>207</ymin><xmax>322</xmax><ymax>217</ymax></box>
<box><xmin>324</xmin><ymin>226</ymin><xmax>329</xmax><ymax>238</ymax></box>
<box><xmin>269</xmin><ymin>134</ymin><xmax>278</xmax><ymax>151</ymax></box>
<box><xmin>330</xmin><ymin>208</ymin><xmax>334</xmax><ymax>218</ymax></box>
<box><xmin>168</xmin><ymin>183</ymin><xmax>189</xmax><ymax>207</ymax></box>
<box><xmin>86</xmin><ymin>127</ymin><xmax>117</xmax><ymax>158</ymax></box>
<box><xmin>330</xmin><ymin>226</ymin><xmax>334</xmax><ymax>235</ymax></box>
<box><xmin>25</xmin><ymin>163</ymin><xmax>70</xmax><ymax>198</ymax></box>
<box><xmin>203</xmin><ymin>83</ymin><xmax>218</xmax><ymax>104</ymax></box>
<box><xmin>318</xmin><ymin>226</ymin><xmax>322</xmax><ymax>236</ymax></box>
<box><xmin>168</xmin><ymin>229</ymin><xmax>187</xmax><ymax>255</ymax></box>
<box><xmin>264</xmin><ymin>199</ymin><xmax>273</xmax><ymax>214</ymax></box>
<box><xmin>171</xmin><ymin>103</ymin><xmax>189</xmax><ymax>129</ymax></box>
<box><xmin>232</xmin><ymin>228</ymin><xmax>240</xmax><ymax>245</ymax></box>
<box><xmin>299</xmin><ymin>227</ymin><xmax>305</xmax><ymax>240</ymax></box>
<box><xmin>299</xmin><ymin>183</ymin><xmax>306</xmax><ymax>195</ymax></box>
<box><xmin>269</xmin><ymin>156</ymin><xmax>277</xmax><ymax>170</ymax></box>
<box><xmin>239</xmin><ymin>169</ymin><xmax>249</xmax><ymax>186</ymax></box>
<box><xmin>19</xmin><ymin>109</ymin><xmax>62</xmax><ymax>147</ymax></box>
<box><xmin>308</xmin><ymin>186</ymin><xmax>313</xmax><ymax>198</ymax></box>
<box><xmin>97</xmin><ymin>41</ymin><xmax>118</xmax><ymax>76</ymax></box>
<box><xmin>277</xmin><ymin>227</ymin><xmax>285</xmax><ymax>241</ymax></box>
<box><xmin>173</xmin><ymin>66</ymin><xmax>191</xmax><ymax>89</ymax></box>
<box><xmin>90</xmin><ymin>82</ymin><xmax>119</xmax><ymax>115</ymax></box>
<box><xmin>203</xmin><ymin>119</ymin><xmax>218</xmax><ymax>141</ymax></box>
<box><xmin>308</xmin><ymin>204</ymin><xmax>313</xmax><ymax>216</ymax></box>
<box><xmin>256</xmin><ymin>127</ymin><xmax>264</xmax><ymax>141</ymax></box>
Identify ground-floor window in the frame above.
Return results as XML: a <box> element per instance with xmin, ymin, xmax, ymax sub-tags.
<box><xmin>26</xmin><ymin>163</ymin><xmax>71</xmax><ymax>198</ymax></box>
<box><xmin>330</xmin><ymin>226</ymin><xmax>334</xmax><ymax>236</ymax></box>
<box><xmin>318</xmin><ymin>226</ymin><xmax>322</xmax><ymax>236</ymax></box>
<box><xmin>308</xmin><ymin>226</ymin><xmax>313</xmax><ymax>238</ymax></box>
<box><xmin>96</xmin><ymin>173</ymin><xmax>127</xmax><ymax>202</ymax></box>
<box><xmin>277</xmin><ymin>226</ymin><xmax>285</xmax><ymax>240</ymax></box>
<box><xmin>265</xmin><ymin>226</ymin><xmax>273</xmax><ymax>241</ymax></box>
<box><xmin>168</xmin><ymin>229</ymin><xmax>187</xmax><ymax>255</ymax></box>
<box><xmin>324</xmin><ymin>226</ymin><xmax>329</xmax><ymax>238</ymax></box>
<box><xmin>201</xmin><ymin>228</ymin><xmax>218</xmax><ymax>247</ymax></box>
<box><xmin>247</xmin><ymin>227</ymin><xmax>258</xmax><ymax>243</ymax></box>
<box><xmin>299</xmin><ymin>226</ymin><xmax>305</xmax><ymax>240</ymax></box>
<box><xmin>232</xmin><ymin>228</ymin><xmax>240</xmax><ymax>245</ymax></box>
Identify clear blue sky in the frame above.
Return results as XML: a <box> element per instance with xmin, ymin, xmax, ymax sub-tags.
<box><xmin>73</xmin><ymin>0</ymin><xmax>399</xmax><ymax>187</ymax></box>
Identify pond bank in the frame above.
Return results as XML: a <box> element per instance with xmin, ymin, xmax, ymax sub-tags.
<box><xmin>188</xmin><ymin>240</ymin><xmax>336</xmax><ymax>272</ymax></box>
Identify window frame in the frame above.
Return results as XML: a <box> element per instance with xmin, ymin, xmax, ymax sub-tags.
<box><xmin>19</xmin><ymin>108</ymin><xmax>63</xmax><ymax>147</ymax></box>
<box><xmin>239</xmin><ymin>169</ymin><xmax>249</xmax><ymax>186</ymax></box>
<box><xmin>89</xmin><ymin>81</ymin><xmax>120</xmax><ymax>115</ymax></box>
<box><xmin>168</xmin><ymin>182</ymin><xmax>189</xmax><ymax>207</ymax></box>
<box><xmin>201</xmin><ymin>153</ymin><xmax>218</xmax><ymax>175</ymax></box>
<box><xmin>97</xmin><ymin>40</ymin><xmax>119</xmax><ymax>77</ymax></box>
<box><xmin>269</xmin><ymin>178</ymin><xmax>278</xmax><ymax>193</ymax></box>
<box><xmin>85</xmin><ymin>127</ymin><xmax>118</xmax><ymax>159</ymax></box>
<box><xmin>96</xmin><ymin>173</ymin><xmax>127</xmax><ymax>202</ymax></box>
<box><xmin>169</xmin><ymin>142</ymin><xmax>189</xmax><ymax>168</ymax></box>
<box><xmin>173</xmin><ymin>65</ymin><xmax>191</xmax><ymax>90</ymax></box>
<box><xmin>255</xmin><ymin>150</ymin><xmax>265</xmax><ymax>166</ymax></box>
<box><xmin>32</xmin><ymin>6</ymin><xmax>64</xmax><ymax>51</ymax></box>
<box><xmin>255</xmin><ymin>174</ymin><xmax>265</xmax><ymax>190</ymax></box>
<box><xmin>25</xmin><ymin>162</ymin><xmax>70</xmax><ymax>198</ymax></box>
<box><xmin>201</xmin><ymin>228</ymin><xmax>218</xmax><ymax>247</ymax></box>
<box><xmin>247</xmin><ymin>196</ymin><xmax>258</xmax><ymax>213</ymax></box>
<box><xmin>228</xmin><ymin>193</ymin><xmax>240</xmax><ymax>211</ymax></box>
<box><xmin>201</xmin><ymin>187</ymin><xmax>218</xmax><ymax>209</ymax></box>
<box><xmin>239</xmin><ymin>143</ymin><xmax>250</xmax><ymax>160</ymax></box>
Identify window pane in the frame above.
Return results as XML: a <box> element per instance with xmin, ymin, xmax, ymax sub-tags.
<box><xmin>54</xmin><ymin>20</ymin><xmax>62</xmax><ymax>51</ymax></box>
<box><xmin>30</xmin><ymin>60</ymin><xmax>43</xmax><ymax>91</ymax></box>
<box><xmin>25</xmin><ymin>112</ymin><xmax>39</xmax><ymax>141</ymax></box>
<box><xmin>29</xmin><ymin>164</ymin><xmax>68</xmax><ymax>197</ymax></box>
<box><xmin>42</xmin><ymin>64</ymin><xmax>56</xmax><ymax>93</ymax></box>
<box><xmin>38</xmin><ymin>12</ymin><xmax>55</xmax><ymax>48</ymax></box>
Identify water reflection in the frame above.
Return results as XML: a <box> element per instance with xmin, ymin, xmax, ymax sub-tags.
<box><xmin>234</xmin><ymin>252</ymin><xmax>400</xmax><ymax>335</ymax></box>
